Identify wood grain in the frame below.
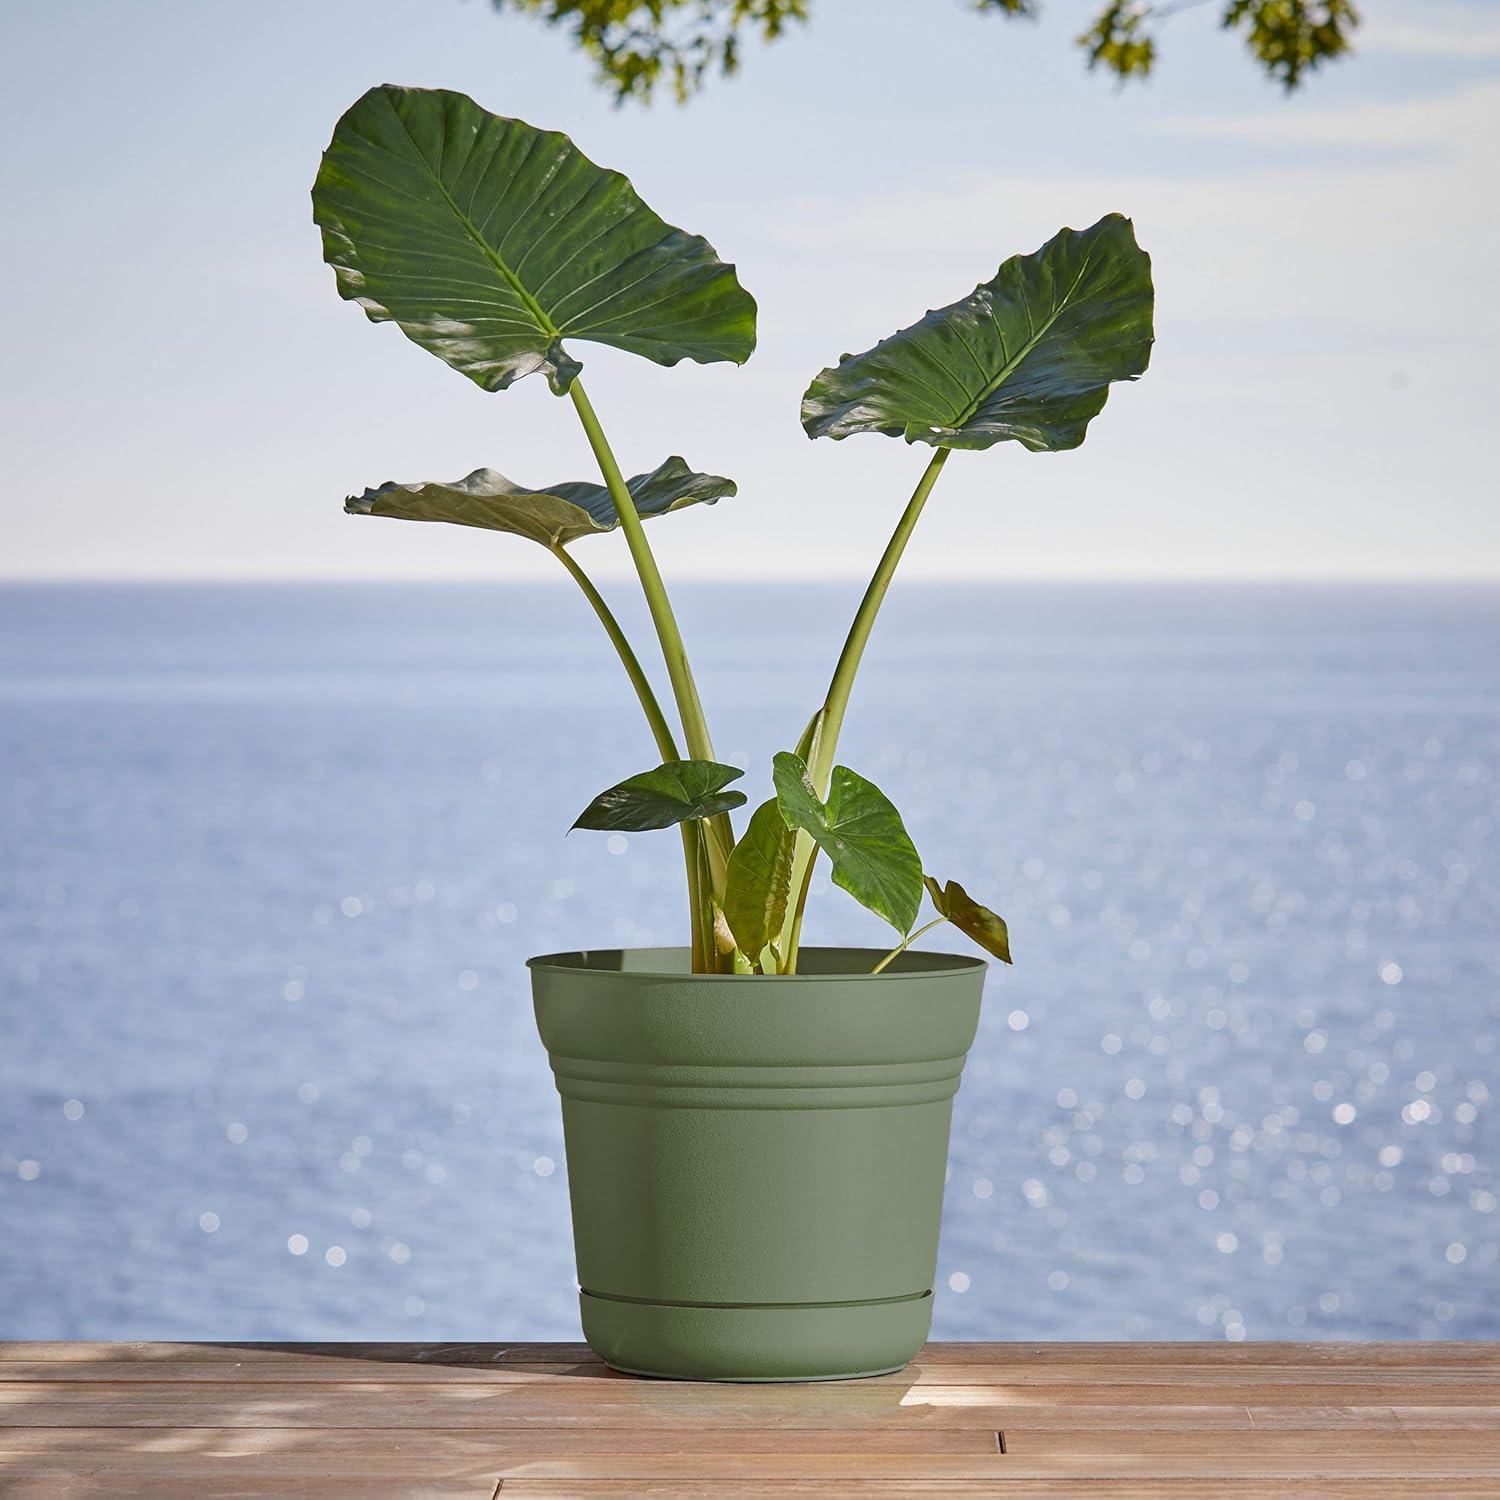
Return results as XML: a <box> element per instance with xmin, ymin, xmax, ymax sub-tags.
<box><xmin>0</xmin><ymin>1342</ymin><xmax>1494</xmax><ymax>1496</ymax></box>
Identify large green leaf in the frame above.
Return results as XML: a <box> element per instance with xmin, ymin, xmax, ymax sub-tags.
<box><xmin>771</xmin><ymin>752</ymin><xmax>922</xmax><ymax>935</ymax></box>
<box><xmin>346</xmin><ymin>456</ymin><xmax>733</xmax><ymax>549</ymax></box>
<box><xmin>801</xmin><ymin>214</ymin><xmax>1153</xmax><ymax>452</ymax></box>
<box><xmin>313</xmin><ymin>85</ymin><xmax>757</xmax><ymax>395</ymax></box>
<box><xmin>573</xmin><ymin>761</ymin><xmax>746</xmax><ymax>832</ymax></box>
<box><xmin>924</xmin><ymin>876</ymin><xmax>1012</xmax><ymax>964</ymax></box>
<box><xmin>721</xmin><ymin>799</ymin><xmax>797</xmax><ymax>962</ymax></box>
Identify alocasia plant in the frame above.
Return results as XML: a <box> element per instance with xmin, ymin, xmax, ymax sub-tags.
<box><xmin>313</xmin><ymin>84</ymin><xmax>1155</xmax><ymax>975</ymax></box>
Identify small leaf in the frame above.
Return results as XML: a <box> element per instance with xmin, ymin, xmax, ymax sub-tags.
<box><xmin>346</xmin><ymin>456</ymin><xmax>733</xmax><ymax>549</ymax></box>
<box><xmin>801</xmin><ymin>214</ymin><xmax>1153</xmax><ymax>453</ymax></box>
<box><xmin>572</xmin><ymin>761</ymin><xmax>746</xmax><ymax>833</ymax></box>
<box><xmin>772</xmin><ymin>752</ymin><xmax>922</xmax><ymax>935</ymax></box>
<box><xmin>721</xmin><ymin>799</ymin><xmax>797</xmax><ymax>961</ymax></box>
<box><xmin>924</xmin><ymin>876</ymin><xmax>1012</xmax><ymax>964</ymax></box>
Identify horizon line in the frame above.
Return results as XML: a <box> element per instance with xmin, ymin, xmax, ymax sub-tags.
<box><xmin>4</xmin><ymin>571</ymin><xmax>1500</xmax><ymax>588</ymax></box>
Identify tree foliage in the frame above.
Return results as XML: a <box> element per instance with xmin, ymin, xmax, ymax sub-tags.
<box><xmin>489</xmin><ymin>0</ymin><xmax>1359</xmax><ymax>103</ymax></box>
<box><xmin>1220</xmin><ymin>0</ymin><xmax>1360</xmax><ymax>90</ymax></box>
<box><xmin>490</xmin><ymin>0</ymin><xmax>809</xmax><ymax>103</ymax></box>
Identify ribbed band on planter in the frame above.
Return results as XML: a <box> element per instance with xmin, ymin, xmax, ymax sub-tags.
<box><xmin>547</xmin><ymin>1056</ymin><xmax>970</xmax><ymax>1110</ymax></box>
<box><xmin>530</xmin><ymin>947</ymin><xmax>986</xmax><ymax>1382</ymax></box>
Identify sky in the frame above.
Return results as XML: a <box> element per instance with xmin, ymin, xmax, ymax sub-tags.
<box><xmin>1</xmin><ymin>0</ymin><xmax>1497</xmax><ymax>580</ymax></box>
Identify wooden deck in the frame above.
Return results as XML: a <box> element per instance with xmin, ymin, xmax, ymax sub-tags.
<box><xmin>1</xmin><ymin>1342</ymin><xmax>1496</xmax><ymax>1496</ymax></box>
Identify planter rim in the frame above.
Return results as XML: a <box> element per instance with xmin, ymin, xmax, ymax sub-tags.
<box><xmin>527</xmin><ymin>945</ymin><xmax>987</xmax><ymax>983</ymax></box>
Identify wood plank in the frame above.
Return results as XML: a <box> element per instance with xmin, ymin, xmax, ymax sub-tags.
<box><xmin>4</xmin><ymin>1401</ymin><xmax>1484</xmax><ymax>1434</ymax></box>
<box><xmin>405</xmin><ymin>1456</ymin><xmax>1500</xmax><ymax>1480</ymax></box>
<box><xmin>0</xmin><ymin>1341</ymin><xmax>601</xmax><ymax>1365</ymax></box>
<box><xmin>3</xmin><ymin>1429</ymin><xmax>1492</xmax><ymax>1472</ymax></box>
<box><xmin>0</xmin><ymin>1359</ymin><xmax>612</xmax><ymax>1385</ymax></box>
<box><xmin>0</xmin><ymin>1426</ymin><xmax>1000</xmax><ymax>1459</ymax></box>
<box><xmin>2</xmin><ymin>1379</ymin><xmax>1496</xmax><ymax>1426</ymax></box>
<box><xmin>9</xmin><ymin>1483</ymin><xmax>1483</xmax><ymax>1500</ymax></box>
<box><xmin>492</xmin><ymin>1486</ymin><xmax>1500</xmax><ymax>1499</ymax></box>
<box><xmin>5</xmin><ymin>1457</ymin><xmax>1499</xmax><ymax>1486</ymax></box>
<box><xmin>961</xmin><ymin>1351</ymin><xmax>1500</xmax><ymax>1369</ymax></box>
<box><xmin>3</xmin><ymin>1340</ymin><xmax>1494</xmax><ymax>1368</ymax></box>
<box><xmin>0</xmin><ymin>1488</ymin><xmax>483</xmax><ymax>1500</ymax></box>
<box><xmin>2</xmin><ymin>1354</ymin><xmax>1495</xmax><ymax>1387</ymax></box>
<box><xmin>1000</xmin><ymin>1429</ymin><xmax>1500</xmax><ymax>1457</ymax></box>
<box><xmin>4</xmin><ymin>1436</ymin><xmax>1498</xmax><ymax>1487</ymax></box>
<box><xmin>0</xmin><ymin>1484</ymin><xmax>488</xmax><ymax>1500</ymax></box>
<box><xmin>894</xmin><ymin>1380</ymin><xmax>1500</xmax><ymax>1406</ymax></box>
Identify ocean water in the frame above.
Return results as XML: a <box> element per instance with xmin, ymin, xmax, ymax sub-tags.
<box><xmin>1</xmin><ymin>580</ymin><xmax>1497</xmax><ymax>1343</ymax></box>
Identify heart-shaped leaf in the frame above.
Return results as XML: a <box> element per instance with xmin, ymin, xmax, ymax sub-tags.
<box><xmin>346</xmin><ymin>456</ymin><xmax>733</xmax><ymax>549</ymax></box>
<box><xmin>924</xmin><ymin>876</ymin><xmax>1012</xmax><ymax>964</ymax></box>
<box><xmin>721</xmin><ymin>799</ymin><xmax>797</xmax><ymax>962</ymax></box>
<box><xmin>772</xmin><ymin>752</ymin><xmax>922</xmax><ymax>935</ymax></box>
<box><xmin>573</xmin><ymin>761</ymin><xmax>746</xmax><ymax>833</ymax></box>
<box><xmin>801</xmin><ymin>213</ymin><xmax>1153</xmax><ymax>452</ymax></box>
<box><xmin>313</xmin><ymin>85</ymin><xmax>757</xmax><ymax>395</ymax></box>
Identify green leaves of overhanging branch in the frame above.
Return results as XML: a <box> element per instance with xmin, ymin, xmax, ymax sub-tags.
<box><xmin>771</xmin><ymin>752</ymin><xmax>922</xmax><ymax>935</ymax></box>
<box><xmin>491</xmin><ymin>0</ymin><xmax>811</xmax><ymax>105</ymax></box>
<box><xmin>801</xmin><ymin>214</ymin><xmax>1153</xmax><ymax>452</ymax></box>
<box><xmin>313</xmin><ymin>85</ymin><xmax>757</xmax><ymax>395</ymax></box>
<box><xmin>345</xmin><ymin>457</ymin><xmax>734</xmax><ymax>548</ymax></box>
<box><xmin>924</xmin><ymin>876</ymin><xmax>1012</xmax><ymax>964</ymax></box>
<box><xmin>1223</xmin><ymin>1</ymin><xmax>1360</xmax><ymax>92</ymax></box>
<box><xmin>572</xmin><ymin>761</ymin><xmax>746</xmax><ymax>833</ymax></box>
<box><xmin>1077</xmin><ymin>2</ymin><xmax>1156</xmax><ymax>80</ymax></box>
<box><xmin>488</xmin><ymin>2</ymin><xmax>1353</xmax><ymax>103</ymax></box>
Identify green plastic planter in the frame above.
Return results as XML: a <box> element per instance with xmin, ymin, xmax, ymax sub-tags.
<box><xmin>529</xmin><ymin>946</ymin><xmax>986</xmax><ymax>1381</ymax></box>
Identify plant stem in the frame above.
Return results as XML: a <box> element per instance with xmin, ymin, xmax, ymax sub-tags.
<box><xmin>780</xmin><ymin>447</ymin><xmax>952</xmax><ymax>971</ymax></box>
<box><xmin>550</xmin><ymin>545</ymin><xmax>681</xmax><ymax>764</ymax></box>
<box><xmin>567</xmin><ymin>380</ymin><xmax>733</xmax><ymax>898</ymax></box>
<box><xmin>781</xmin><ymin>855</ymin><xmax>817</xmax><ymax>975</ymax></box>
<box><xmin>808</xmin><ymin>446</ymin><xmax>950</xmax><ymax>792</ymax></box>
<box><xmin>566</xmin><ymin>376</ymin><xmax>733</xmax><ymax>971</ymax></box>
<box><xmin>568</xmin><ymin>380</ymin><xmax>718</xmax><ymax>766</ymax></box>
<box><xmin>549</xmin><ymin>543</ymin><xmax>706</xmax><ymax>967</ymax></box>
<box><xmin>694</xmin><ymin>823</ymin><xmax>716</xmax><ymax>970</ymax></box>
<box><xmin>871</xmin><ymin>917</ymin><xmax>948</xmax><ymax>975</ymax></box>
